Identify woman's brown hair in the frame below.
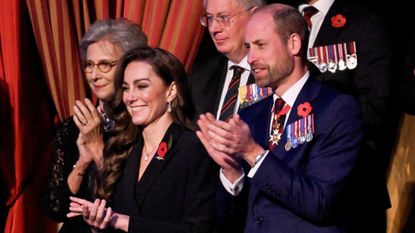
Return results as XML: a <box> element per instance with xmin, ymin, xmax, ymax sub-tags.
<box><xmin>95</xmin><ymin>47</ymin><xmax>195</xmax><ymax>200</ymax></box>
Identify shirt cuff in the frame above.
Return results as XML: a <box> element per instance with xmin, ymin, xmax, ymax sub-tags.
<box><xmin>248</xmin><ymin>151</ymin><xmax>269</xmax><ymax>178</ymax></box>
<box><xmin>219</xmin><ymin>168</ymin><xmax>245</xmax><ymax>196</ymax></box>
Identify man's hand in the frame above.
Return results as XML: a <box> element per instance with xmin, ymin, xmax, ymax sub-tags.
<box><xmin>198</xmin><ymin>113</ymin><xmax>264</xmax><ymax>165</ymax></box>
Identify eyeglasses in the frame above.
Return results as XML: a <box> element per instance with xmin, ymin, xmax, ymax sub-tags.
<box><xmin>200</xmin><ymin>8</ymin><xmax>249</xmax><ymax>27</ymax></box>
<box><xmin>82</xmin><ymin>60</ymin><xmax>119</xmax><ymax>73</ymax></box>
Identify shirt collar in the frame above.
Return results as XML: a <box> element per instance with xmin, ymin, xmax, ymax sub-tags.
<box><xmin>227</xmin><ymin>56</ymin><xmax>251</xmax><ymax>71</ymax></box>
<box><xmin>275</xmin><ymin>71</ymin><xmax>310</xmax><ymax>107</ymax></box>
<box><xmin>299</xmin><ymin>0</ymin><xmax>334</xmax><ymax>16</ymax></box>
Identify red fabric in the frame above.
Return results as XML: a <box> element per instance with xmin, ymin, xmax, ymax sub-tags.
<box><xmin>0</xmin><ymin>1</ymin><xmax>62</xmax><ymax>232</ymax></box>
<box><xmin>1</xmin><ymin>0</ymin><xmax>205</xmax><ymax>232</ymax></box>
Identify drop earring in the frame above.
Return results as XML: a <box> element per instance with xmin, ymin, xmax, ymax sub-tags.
<box><xmin>167</xmin><ymin>101</ymin><xmax>172</xmax><ymax>112</ymax></box>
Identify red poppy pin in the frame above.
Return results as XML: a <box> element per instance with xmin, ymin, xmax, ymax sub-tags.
<box><xmin>155</xmin><ymin>135</ymin><xmax>173</xmax><ymax>160</ymax></box>
<box><xmin>297</xmin><ymin>102</ymin><xmax>312</xmax><ymax>118</ymax></box>
<box><xmin>331</xmin><ymin>14</ymin><xmax>346</xmax><ymax>28</ymax></box>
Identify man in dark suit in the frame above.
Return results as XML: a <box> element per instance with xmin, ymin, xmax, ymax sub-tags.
<box><xmin>188</xmin><ymin>0</ymin><xmax>265</xmax><ymax>121</ymax></box>
<box><xmin>197</xmin><ymin>4</ymin><xmax>365</xmax><ymax>233</ymax></box>
<box><xmin>298</xmin><ymin>0</ymin><xmax>394</xmax><ymax>231</ymax></box>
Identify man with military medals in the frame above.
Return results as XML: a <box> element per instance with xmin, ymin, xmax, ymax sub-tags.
<box><xmin>197</xmin><ymin>4</ymin><xmax>365</xmax><ymax>232</ymax></box>
<box><xmin>298</xmin><ymin>0</ymin><xmax>395</xmax><ymax>232</ymax></box>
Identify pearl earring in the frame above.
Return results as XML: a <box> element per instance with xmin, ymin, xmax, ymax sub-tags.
<box><xmin>167</xmin><ymin>101</ymin><xmax>172</xmax><ymax>112</ymax></box>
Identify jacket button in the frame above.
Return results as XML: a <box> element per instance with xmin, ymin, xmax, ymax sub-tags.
<box><xmin>255</xmin><ymin>216</ymin><xmax>263</xmax><ymax>224</ymax></box>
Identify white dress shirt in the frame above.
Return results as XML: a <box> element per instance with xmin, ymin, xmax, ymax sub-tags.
<box><xmin>299</xmin><ymin>0</ymin><xmax>335</xmax><ymax>48</ymax></box>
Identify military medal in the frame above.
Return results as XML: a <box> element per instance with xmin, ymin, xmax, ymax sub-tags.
<box><xmin>269</xmin><ymin>103</ymin><xmax>291</xmax><ymax>149</ymax></box>
<box><xmin>328</xmin><ymin>45</ymin><xmax>338</xmax><ymax>73</ymax></box>
<box><xmin>252</xmin><ymin>84</ymin><xmax>259</xmax><ymax>102</ymax></box>
<box><xmin>298</xmin><ymin>117</ymin><xmax>306</xmax><ymax>144</ymax></box>
<box><xmin>291</xmin><ymin>120</ymin><xmax>299</xmax><ymax>148</ymax></box>
<box><xmin>238</xmin><ymin>84</ymin><xmax>248</xmax><ymax>109</ymax></box>
<box><xmin>285</xmin><ymin>123</ymin><xmax>293</xmax><ymax>151</ymax></box>
<box><xmin>292</xmin><ymin>137</ymin><xmax>299</xmax><ymax>149</ymax></box>
<box><xmin>308</xmin><ymin>47</ymin><xmax>319</xmax><ymax>66</ymax></box>
<box><xmin>246</xmin><ymin>84</ymin><xmax>253</xmax><ymax>102</ymax></box>
<box><xmin>269</xmin><ymin>112</ymin><xmax>282</xmax><ymax>147</ymax></box>
<box><xmin>346</xmin><ymin>41</ymin><xmax>357</xmax><ymax>69</ymax></box>
<box><xmin>305</xmin><ymin>114</ymin><xmax>315</xmax><ymax>142</ymax></box>
<box><xmin>337</xmin><ymin>43</ymin><xmax>347</xmax><ymax>71</ymax></box>
<box><xmin>239</xmin><ymin>84</ymin><xmax>273</xmax><ymax>110</ymax></box>
<box><xmin>318</xmin><ymin>46</ymin><xmax>327</xmax><ymax>73</ymax></box>
<box><xmin>270</xmin><ymin>128</ymin><xmax>282</xmax><ymax>146</ymax></box>
<box><xmin>308</xmin><ymin>41</ymin><xmax>357</xmax><ymax>73</ymax></box>
<box><xmin>306</xmin><ymin>132</ymin><xmax>313</xmax><ymax>142</ymax></box>
<box><xmin>285</xmin><ymin>109</ymin><xmax>315</xmax><ymax>151</ymax></box>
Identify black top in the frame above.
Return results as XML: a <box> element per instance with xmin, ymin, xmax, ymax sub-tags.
<box><xmin>43</xmin><ymin>117</ymin><xmax>103</xmax><ymax>233</ymax></box>
<box><xmin>111</xmin><ymin>123</ymin><xmax>219</xmax><ymax>233</ymax></box>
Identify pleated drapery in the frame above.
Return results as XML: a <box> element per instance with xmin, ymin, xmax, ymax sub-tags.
<box><xmin>27</xmin><ymin>0</ymin><xmax>204</xmax><ymax>121</ymax></box>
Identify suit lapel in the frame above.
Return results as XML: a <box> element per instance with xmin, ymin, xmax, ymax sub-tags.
<box><xmin>286</xmin><ymin>78</ymin><xmax>320</xmax><ymax>126</ymax></box>
<box><xmin>135</xmin><ymin>123</ymin><xmax>184</xmax><ymax>207</ymax></box>
<box><xmin>270</xmin><ymin>77</ymin><xmax>321</xmax><ymax>157</ymax></box>
<box><xmin>259</xmin><ymin>97</ymin><xmax>274</xmax><ymax>148</ymax></box>
<box><xmin>240</xmin><ymin>96</ymin><xmax>274</xmax><ymax>150</ymax></box>
<box><xmin>210</xmin><ymin>56</ymin><xmax>229</xmax><ymax>114</ymax></box>
<box><xmin>115</xmin><ymin>139</ymin><xmax>142</xmax><ymax>214</ymax></box>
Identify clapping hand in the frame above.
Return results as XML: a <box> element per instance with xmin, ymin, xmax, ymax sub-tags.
<box><xmin>67</xmin><ymin>196</ymin><xmax>112</xmax><ymax>230</ymax></box>
<box><xmin>73</xmin><ymin>98</ymin><xmax>104</xmax><ymax>169</ymax></box>
<box><xmin>197</xmin><ymin>113</ymin><xmax>264</xmax><ymax>177</ymax></box>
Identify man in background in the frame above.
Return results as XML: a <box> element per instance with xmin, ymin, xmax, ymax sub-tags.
<box><xmin>298</xmin><ymin>0</ymin><xmax>395</xmax><ymax>231</ymax></box>
<box><xmin>197</xmin><ymin>4</ymin><xmax>365</xmax><ymax>232</ymax></box>
<box><xmin>188</xmin><ymin>0</ymin><xmax>265</xmax><ymax>121</ymax></box>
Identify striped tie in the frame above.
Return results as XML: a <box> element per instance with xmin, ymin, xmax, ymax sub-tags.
<box><xmin>219</xmin><ymin>65</ymin><xmax>244</xmax><ymax>121</ymax></box>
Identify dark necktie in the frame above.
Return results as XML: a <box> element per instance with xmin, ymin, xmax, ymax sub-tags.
<box><xmin>269</xmin><ymin>98</ymin><xmax>289</xmax><ymax>150</ymax></box>
<box><xmin>219</xmin><ymin>65</ymin><xmax>244</xmax><ymax>121</ymax></box>
<box><xmin>303</xmin><ymin>6</ymin><xmax>318</xmax><ymax>30</ymax></box>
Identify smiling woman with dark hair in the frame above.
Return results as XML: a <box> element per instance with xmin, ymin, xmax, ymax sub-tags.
<box><xmin>68</xmin><ymin>47</ymin><xmax>218</xmax><ymax>233</ymax></box>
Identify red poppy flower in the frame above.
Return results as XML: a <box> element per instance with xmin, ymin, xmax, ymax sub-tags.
<box><xmin>157</xmin><ymin>142</ymin><xmax>168</xmax><ymax>159</ymax></box>
<box><xmin>297</xmin><ymin>102</ymin><xmax>312</xmax><ymax>118</ymax></box>
<box><xmin>331</xmin><ymin>14</ymin><xmax>346</xmax><ymax>28</ymax></box>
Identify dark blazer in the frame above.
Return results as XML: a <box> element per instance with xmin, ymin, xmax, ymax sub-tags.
<box><xmin>306</xmin><ymin>0</ymin><xmax>393</xmax><ymax>212</ymax></box>
<box><xmin>188</xmin><ymin>53</ymin><xmax>255</xmax><ymax>118</ymax></box>
<box><xmin>111</xmin><ymin>123</ymin><xmax>218</xmax><ymax>233</ymax></box>
<box><xmin>218</xmin><ymin>77</ymin><xmax>364</xmax><ymax>233</ymax></box>
<box><xmin>310</xmin><ymin>0</ymin><xmax>392</xmax><ymax>126</ymax></box>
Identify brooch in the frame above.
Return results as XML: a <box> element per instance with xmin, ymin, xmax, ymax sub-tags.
<box><xmin>155</xmin><ymin>135</ymin><xmax>173</xmax><ymax>160</ymax></box>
